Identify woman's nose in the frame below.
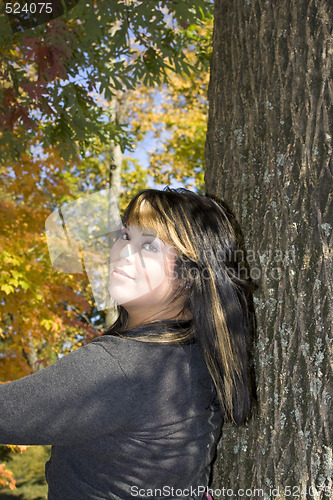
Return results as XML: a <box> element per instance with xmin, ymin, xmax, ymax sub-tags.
<box><xmin>119</xmin><ymin>242</ymin><xmax>135</xmax><ymax>260</ymax></box>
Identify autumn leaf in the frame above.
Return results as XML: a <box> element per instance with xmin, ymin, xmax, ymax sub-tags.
<box><xmin>0</xmin><ymin>462</ymin><xmax>16</xmax><ymax>490</ymax></box>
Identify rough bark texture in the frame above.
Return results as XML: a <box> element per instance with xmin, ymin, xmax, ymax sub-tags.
<box><xmin>205</xmin><ymin>1</ymin><xmax>333</xmax><ymax>498</ymax></box>
<box><xmin>105</xmin><ymin>91</ymin><xmax>123</xmax><ymax>329</ymax></box>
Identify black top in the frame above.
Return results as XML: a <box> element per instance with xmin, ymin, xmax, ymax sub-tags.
<box><xmin>0</xmin><ymin>334</ymin><xmax>223</xmax><ymax>499</ymax></box>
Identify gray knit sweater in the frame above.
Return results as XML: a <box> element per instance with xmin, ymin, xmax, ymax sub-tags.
<box><xmin>0</xmin><ymin>335</ymin><xmax>223</xmax><ymax>500</ymax></box>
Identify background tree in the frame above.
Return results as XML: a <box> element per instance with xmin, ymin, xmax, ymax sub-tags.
<box><xmin>205</xmin><ymin>1</ymin><xmax>332</xmax><ymax>498</ymax></box>
<box><xmin>125</xmin><ymin>16</ymin><xmax>213</xmax><ymax>193</ymax></box>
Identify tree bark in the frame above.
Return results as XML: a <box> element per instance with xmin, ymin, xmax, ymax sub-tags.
<box><xmin>205</xmin><ymin>1</ymin><xmax>333</xmax><ymax>498</ymax></box>
<box><xmin>105</xmin><ymin>97</ymin><xmax>122</xmax><ymax>329</ymax></box>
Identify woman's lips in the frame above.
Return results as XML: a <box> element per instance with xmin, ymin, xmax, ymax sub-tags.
<box><xmin>112</xmin><ymin>268</ymin><xmax>135</xmax><ymax>280</ymax></box>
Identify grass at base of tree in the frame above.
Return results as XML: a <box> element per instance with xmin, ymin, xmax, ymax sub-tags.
<box><xmin>0</xmin><ymin>446</ymin><xmax>50</xmax><ymax>500</ymax></box>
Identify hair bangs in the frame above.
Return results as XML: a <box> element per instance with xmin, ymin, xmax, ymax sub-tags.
<box><xmin>123</xmin><ymin>191</ymin><xmax>197</xmax><ymax>261</ymax></box>
<box><xmin>122</xmin><ymin>193</ymin><xmax>174</xmax><ymax>245</ymax></box>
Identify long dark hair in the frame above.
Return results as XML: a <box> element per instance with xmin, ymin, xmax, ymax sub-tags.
<box><xmin>104</xmin><ymin>187</ymin><xmax>256</xmax><ymax>425</ymax></box>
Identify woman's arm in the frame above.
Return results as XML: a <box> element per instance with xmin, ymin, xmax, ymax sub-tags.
<box><xmin>0</xmin><ymin>340</ymin><xmax>132</xmax><ymax>446</ymax></box>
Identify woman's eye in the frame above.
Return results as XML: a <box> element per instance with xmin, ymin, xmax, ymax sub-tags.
<box><xmin>142</xmin><ymin>242</ymin><xmax>158</xmax><ymax>252</ymax></box>
<box><xmin>120</xmin><ymin>231</ymin><xmax>130</xmax><ymax>241</ymax></box>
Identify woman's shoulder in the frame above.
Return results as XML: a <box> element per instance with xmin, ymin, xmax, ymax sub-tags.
<box><xmin>89</xmin><ymin>334</ymin><xmax>202</xmax><ymax>369</ymax></box>
<box><xmin>90</xmin><ymin>333</ymin><xmax>195</xmax><ymax>353</ymax></box>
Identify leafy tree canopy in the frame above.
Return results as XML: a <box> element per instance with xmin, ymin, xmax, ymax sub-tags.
<box><xmin>123</xmin><ymin>17</ymin><xmax>212</xmax><ymax>192</ymax></box>
<box><xmin>0</xmin><ymin>0</ymin><xmax>212</xmax><ymax>164</ymax></box>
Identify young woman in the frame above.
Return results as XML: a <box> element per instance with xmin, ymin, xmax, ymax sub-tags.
<box><xmin>0</xmin><ymin>187</ymin><xmax>256</xmax><ymax>500</ymax></box>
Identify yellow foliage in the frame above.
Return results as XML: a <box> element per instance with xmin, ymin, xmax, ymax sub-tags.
<box><xmin>0</xmin><ymin>135</ymin><xmax>99</xmax><ymax>382</ymax></box>
<box><xmin>123</xmin><ymin>18</ymin><xmax>213</xmax><ymax>191</ymax></box>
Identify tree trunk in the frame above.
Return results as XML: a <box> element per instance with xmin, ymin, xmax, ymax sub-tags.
<box><xmin>105</xmin><ymin>96</ymin><xmax>123</xmax><ymax>329</ymax></box>
<box><xmin>205</xmin><ymin>1</ymin><xmax>333</xmax><ymax>498</ymax></box>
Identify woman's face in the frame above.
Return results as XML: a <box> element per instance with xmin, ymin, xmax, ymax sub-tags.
<box><xmin>109</xmin><ymin>225</ymin><xmax>181</xmax><ymax>321</ymax></box>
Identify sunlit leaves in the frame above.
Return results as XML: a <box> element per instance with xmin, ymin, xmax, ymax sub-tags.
<box><xmin>124</xmin><ymin>15</ymin><xmax>213</xmax><ymax>191</ymax></box>
<box><xmin>0</xmin><ymin>142</ymin><xmax>98</xmax><ymax>382</ymax></box>
<box><xmin>0</xmin><ymin>462</ymin><xmax>16</xmax><ymax>490</ymax></box>
<box><xmin>120</xmin><ymin>157</ymin><xmax>149</xmax><ymax>210</ymax></box>
<box><xmin>0</xmin><ymin>0</ymin><xmax>211</xmax><ymax>164</ymax></box>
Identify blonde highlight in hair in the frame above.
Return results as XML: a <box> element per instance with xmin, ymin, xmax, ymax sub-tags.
<box><xmin>105</xmin><ymin>188</ymin><xmax>256</xmax><ymax>425</ymax></box>
<box><xmin>124</xmin><ymin>192</ymin><xmax>198</xmax><ymax>262</ymax></box>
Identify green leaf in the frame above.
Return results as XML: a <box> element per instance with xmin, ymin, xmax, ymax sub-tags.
<box><xmin>0</xmin><ymin>284</ymin><xmax>14</xmax><ymax>295</ymax></box>
<box><xmin>20</xmin><ymin>281</ymin><xmax>30</xmax><ymax>291</ymax></box>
